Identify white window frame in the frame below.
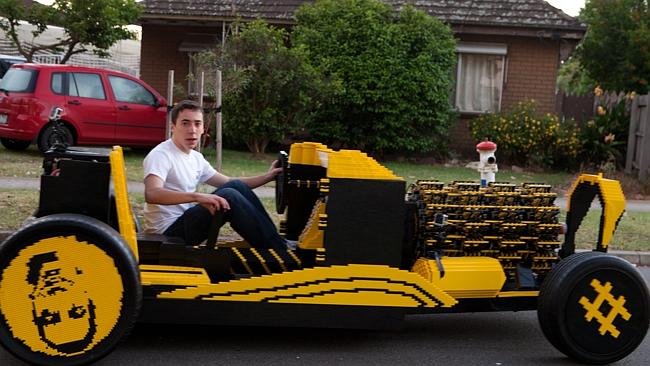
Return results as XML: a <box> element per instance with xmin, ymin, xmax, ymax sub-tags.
<box><xmin>455</xmin><ymin>42</ymin><xmax>507</xmax><ymax>114</ymax></box>
<box><xmin>188</xmin><ymin>52</ymin><xmax>204</xmax><ymax>96</ymax></box>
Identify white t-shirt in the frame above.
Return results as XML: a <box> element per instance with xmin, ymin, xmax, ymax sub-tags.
<box><xmin>143</xmin><ymin>139</ymin><xmax>217</xmax><ymax>233</ymax></box>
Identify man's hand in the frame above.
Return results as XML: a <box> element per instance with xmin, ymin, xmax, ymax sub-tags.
<box><xmin>268</xmin><ymin>159</ymin><xmax>283</xmax><ymax>178</ymax></box>
<box><xmin>195</xmin><ymin>193</ymin><xmax>230</xmax><ymax>215</ymax></box>
<box><xmin>228</xmin><ymin>160</ymin><xmax>284</xmax><ymax>189</ymax></box>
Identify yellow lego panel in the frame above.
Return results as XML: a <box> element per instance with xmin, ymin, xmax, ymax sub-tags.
<box><xmin>288</xmin><ymin>142</ymin><xmax>333</xmax><ymax>166</ymax></box>
<box><xmin>298</xmin><ymin>200</ymin><xmax>326</xmax><ymax>249</ymax></box>
<box><xmin>140</xmin><ymin>264</ymin><xmax>211</xmax><ymax>286</ymax></box>
<box><xmin>566</xmin><ymin>173</ymin><xmax>626</xmax><ymax>250</ymax></box>
<box><xmin>153</xmin><ymin>264</ymin><xmax>458</xmax><ymax>308</ymax></box>
<box><xmin>287</xmin><ymin>142</ymin><xmax>401</xmax><ymax>180</ymax></box>
<box><xmin>412</xmin><ymin>257</ymin><xmax>506</xmax><ymax>299</ymax></box>
<box><xmin>109</xmin><ymin>146</ymin><xmax>138</xmax><ymax>261</ymax></box>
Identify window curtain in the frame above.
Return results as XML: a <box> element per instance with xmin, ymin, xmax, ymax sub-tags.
<box><xmin>456</xmin><ymin>54</ymin><xmax>503</xmax><ymax>112</ymax></box>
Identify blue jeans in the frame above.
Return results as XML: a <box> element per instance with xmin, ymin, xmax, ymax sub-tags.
<box><xmin>164</xmin><ymin>180</ymin><xmax>286</xmax><ymax>250</ymax></box>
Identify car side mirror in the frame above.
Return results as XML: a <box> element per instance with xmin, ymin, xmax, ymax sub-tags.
<box><xmin>154</xmin><ymin>97</ymin><xmax>166</xmax><ymax>108</ymax></box>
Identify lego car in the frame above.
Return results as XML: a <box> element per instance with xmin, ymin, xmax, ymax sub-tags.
<box><xmin>0</xmin><ymin>141</ymin><xmax>648</xmax><ymax>366</ymax></box>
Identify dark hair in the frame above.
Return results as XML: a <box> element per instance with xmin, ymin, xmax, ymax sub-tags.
<box><xmin>171</xmin><ymin>100</ymin><xmax>203</xmax><ymax>124</ymax></box>
<box><xmin>27</xmin><ymin>251</ymin><xmax>58</xmax><ymax>286</ymax></box>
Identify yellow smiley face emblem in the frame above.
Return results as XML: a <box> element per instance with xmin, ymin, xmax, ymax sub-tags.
<box><xmin>0</xmin><ymin>235</ymin><xmax>124</xmax><ymax>356</ymax></box>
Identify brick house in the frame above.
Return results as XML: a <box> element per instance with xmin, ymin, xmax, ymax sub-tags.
<box><xmin>139</xmin><ymin>0</ymin><xmax>585</xmax><ymax>155</ymax></box>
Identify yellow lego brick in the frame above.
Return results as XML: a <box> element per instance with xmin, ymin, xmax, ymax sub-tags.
<box><xmin>566</xmin><ymin>173</ymin><xmax>626</xmax><ymax>250</ymax></box>
<box><xmin>326</xmin><ymin>149</ymin><xmax>402</xmax><ymax>180</ymax></box>
<box><xmin>140</xmin><ymin>264</ymin><xmax>211</xmax><ymax>286</ymax></box>
<box><xmin>412</xmin><ymin>257</ymin><xmax>506</xmax><ymax>299</ymax></box>
<box><xmin>155</xmin><ymin>264</ymin><xmax>457</xmax><ymax>308</ymax></box>
<box><xmin>288</xmin><ymin>142</ymin><xmax>332</xmax><ymax>166</ymax></box>
<box><xmin>109</xmin><ymin>146</ymin><xmax>138</xmax><ymax>261</ymax></box>
<box><xmin>298</xmin><ymin>200</ymin><xmax>326</xmax><ymax>249</ymax></box>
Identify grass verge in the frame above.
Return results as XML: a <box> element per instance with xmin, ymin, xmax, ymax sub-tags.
<box><xmin>1</xmin><ymin>189</ymin><xmax>648</xmax><ymax>251</ymax></box>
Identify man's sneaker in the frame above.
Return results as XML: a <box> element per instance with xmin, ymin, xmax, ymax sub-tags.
<box><xmin>285</xmin><ymin>239</ymin><xmax>298</xmax><ymax>250</ymax></box>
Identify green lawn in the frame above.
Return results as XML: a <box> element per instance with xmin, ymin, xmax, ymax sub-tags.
<box><xmin>0</xmin><ymin>145</ymin><xmax>281</xmax><ymax>182</ymax></box>
<box><xmin>2</xmin><ymin>187</ymin><xmax>648</xmax><ymax>251</ymax></box>
<box><xmin>1</xmin><ymin>144</ymin><xmax>648</xmax><ymax>251</ymax></box>
<box><xmin>1</xmin><ymin>144</ymin><xmax>573</xmax><ymax>189</ymax></box>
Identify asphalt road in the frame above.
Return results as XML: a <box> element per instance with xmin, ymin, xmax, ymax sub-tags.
<box><xmin>2</xmin><ymin>269</ymin><xmax>648</xmax><ymax>366</ymax></box>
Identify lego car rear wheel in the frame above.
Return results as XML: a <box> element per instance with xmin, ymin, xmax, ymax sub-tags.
<box><xmin>0</xmin><ymin>214</ymin><xmax>141</xmax><ymax>366</ymax></box>
<box><xmin>538</xmin><ymin>252</ymin><xmax>649</xmax><ymax>364</ymax></box>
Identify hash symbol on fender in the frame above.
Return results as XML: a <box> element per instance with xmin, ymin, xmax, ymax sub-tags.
<box><xmin>579</xmin><ymin>279</ymin><xmax>631</xmax><ymax>338</ymax></box>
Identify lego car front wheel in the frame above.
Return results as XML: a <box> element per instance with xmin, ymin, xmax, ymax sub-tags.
<box><xmin>538</xmin><ymin>252</ymin><xmax>649</xmax><ymax>364</ymax></box>
<box><xmin>0</xmin><ymin>214</ymin><xmax>141</xmax><ymax>366</ymax></box>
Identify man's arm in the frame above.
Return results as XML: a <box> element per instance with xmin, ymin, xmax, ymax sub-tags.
<box><xmin>144</xmin><ymin>174</ymin><xmax>230</xmax><ymax>214</ymax></box>
<box><xmin>208</xmin><ymin>160</ymin><xmax>282</xmax><ymax>189</ymax></box>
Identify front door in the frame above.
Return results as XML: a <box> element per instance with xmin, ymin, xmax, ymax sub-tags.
<box><xmin>64</xmin><ymin>72</ymin><xmax>116</xmax><ymax>143</ymax></box>
<box><xmin>108</xmin><ymin>75</ymin><xmax>166</xmax><ymax>146</ymax></box>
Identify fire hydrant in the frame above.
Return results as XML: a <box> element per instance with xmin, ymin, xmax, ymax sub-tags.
<box><xmin>476</xmin><ymin>140</ymin><xmax>498</xmax><ymax>187</ymax></box>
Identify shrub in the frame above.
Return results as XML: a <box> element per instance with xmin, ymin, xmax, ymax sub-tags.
<box><xmin>469</xmin><ymin>101</ymin><xmax>580</xmax><ymax>170</ymax></box>
<box><xmin>293</xmin><ymin>0</ymin><xmax>457</xmax><ymax>155</ymax></box>
<box><xmin>194</xmin><ymin>20</ymin><xmax>332</xmax><ymax>155</ymax></box>
<box><xmin>580</xmin><ymin>94</ymin><xmax>630</xmax><ymax>169</ymax></box>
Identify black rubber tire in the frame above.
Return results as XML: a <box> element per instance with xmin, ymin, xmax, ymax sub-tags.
<box><xmin>0</xmin><ymin>214</ymin><xmax>141</xmax><ymax>366</ymax></box>
<box><xmin>0</xmin><ymin>138</ymin><xmax>30</xmax><ymax>151</ymax></box>
<box><xmin>538</xmin><ymin>252</ymin><xmax>649</xmax><ymax>364</ymax></box>
<box><xmin>38</xmin><ymin>123</ymin><xmax>74</xmax><ymax>153</ymax></box>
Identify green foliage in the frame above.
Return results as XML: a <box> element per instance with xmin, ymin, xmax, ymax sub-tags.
<box><xmin>557</xmin><ymin>57</ymin><xmax>597</xmax><ymax>96</ymax></box>
<box><xmin>580</xmin><ymin>98</ymin><xmax>630</xmax><ymax>169</ymax></box>
<box><xmin>195</xmin><ymin>20</ymin><xmax>332</xmax><ymax>155</ymax></box>
<box><xmin>578</xmin><ymin>0</ymin><xmax>650</xmax><ymax>93</ymax></box>
<box><xmin>0</xmin><ymin>0</ymin><xmax>141</xmax><ymax>63</ymax></box>
<box><xmin>293</xmin><ymin>0</ymin><xmax>457</xmax><ymax>155</ymax></box>
<box><xmin>469</xmin><ymin>101</ymin><xmax>581</xmax><ymax>170</ymax></box>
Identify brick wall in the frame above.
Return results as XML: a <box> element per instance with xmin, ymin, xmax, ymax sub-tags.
<box><xmin>449</xmin><ymin>34</ymin><xmax>561</xmax><ymax>157</ymax></box>
<box><xmin>140</xmin><ymin>26</ymin><xmax>563</xmax><ymax>158</ymax></box>
<box><xmin>140</xmin><ymin>24</ymin><xmax>221</xmax><ymax>100</ymax></box>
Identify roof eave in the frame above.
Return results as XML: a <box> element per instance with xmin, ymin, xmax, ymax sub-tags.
<box><xmin>139</xmin><ymin>13</ymin><xmax>586</xmax><ymax>40</ymax></box>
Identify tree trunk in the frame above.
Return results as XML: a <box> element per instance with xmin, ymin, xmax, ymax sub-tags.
<box><xmin>246</xmin><ymin>137</ymin><xmax>269</xmax><ymax>157</ymax></box>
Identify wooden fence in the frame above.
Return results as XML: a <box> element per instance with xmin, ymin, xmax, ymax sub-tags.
<box><xmin>625</xmin><ymin>94</ymin><xmax>650</xmax><ymax>182</ymax></box>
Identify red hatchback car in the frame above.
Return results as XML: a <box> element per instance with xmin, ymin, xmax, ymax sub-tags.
<box><xmin>0</xmin><ymin>64</ymin><xmax>168</xmax><ymax>152</ymax></box>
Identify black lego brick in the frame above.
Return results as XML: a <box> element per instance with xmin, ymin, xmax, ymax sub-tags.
<box><xmin>284</xmin><ymin>163</ymin><xmax>326</xmax><ymax>240</ymax></box>
<box><xmin>324</xmin><ymin>178</ymin><xmax>406</xmax><ymax>267</ymax></box>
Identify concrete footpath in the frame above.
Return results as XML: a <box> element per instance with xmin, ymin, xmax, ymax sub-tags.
<box><xmin>1</xmin><ymin>177</ymin><xmax>649</xmax><ymax>266</ymax></box>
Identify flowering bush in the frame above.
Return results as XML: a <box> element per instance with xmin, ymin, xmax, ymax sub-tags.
<box><xmin>469</xmin><ymin>100</ymin><xmax>580</xmax><ymax>169</ymax></box>
<box><xmin>580</xmin><ymin>88</ymin><xmax>631</xmax><ymax>169</ymax></box>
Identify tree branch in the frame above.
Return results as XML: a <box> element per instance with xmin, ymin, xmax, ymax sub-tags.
<box><xmin>7</xmin><ymin>19</ymin><xmax>28</xmax><ymax>61</ymax></box>
<box><xmin>60</xmin><ymin>42</ymin><xmax>85</xmax><ymax>64</ymax></box>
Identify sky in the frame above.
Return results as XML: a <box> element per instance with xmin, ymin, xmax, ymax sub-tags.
<box><xmin>544</xmin><ymin>0</ymin><xmax>586</xmax><ymax>16</ymax></box>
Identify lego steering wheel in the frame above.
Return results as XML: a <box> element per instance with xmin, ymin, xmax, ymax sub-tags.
<box><xmin>275</xmin><ymin>151</ymin><xmax>289</xmax><ymax>214</ymax></box>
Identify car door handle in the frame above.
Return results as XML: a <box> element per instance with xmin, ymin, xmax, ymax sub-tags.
<box><xmin>118</xmin><ymin>105</ymin><xmax>131</xmax><ymax>111</ymax></box>
<box><xmin>67</xmin><ymin>100</ymin><xmax>81</xmax><ymax>105</ymax></box>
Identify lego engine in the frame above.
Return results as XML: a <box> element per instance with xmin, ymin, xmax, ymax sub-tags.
<box><xmin>407</xmin><ymin>180</ymin><xmax>562</xmax><ymax>280</ymax></box>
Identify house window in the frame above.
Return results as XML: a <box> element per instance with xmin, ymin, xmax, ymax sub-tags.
<box><xmin>187</xmin><ymin>52</ymin><xmax>207</xmax><ymax>96</ymax></box>
<box><xmin>455</xmin><ymin>43</ymin><xmax>507</xmax><ymax>113</ymax></box>
<box><xmin>178</xmin><ymin>33</ymin><xmax>219</xmax><ymax>96</ymax></box>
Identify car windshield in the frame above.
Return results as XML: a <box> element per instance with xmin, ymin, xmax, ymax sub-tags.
<box><xmin>0</xmin><ymin>69</ymin><xmax>38</xmax><ymax>92</ymax></box>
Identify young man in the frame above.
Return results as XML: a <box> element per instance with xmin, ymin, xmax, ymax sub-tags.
<box><xmin>143</xmin><ymin>100</ymin><xmax>289</xmax><ymax>250</ymax></box>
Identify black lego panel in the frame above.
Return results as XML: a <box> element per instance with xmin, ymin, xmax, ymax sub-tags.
<box><xmin>36</xmin><ymin>159</ymin><xmax>112</xmax><ymax>222</ymax></box>
<box><xmin>562</xmin><ymin>182</ymin><xmax>600</xmax><ymax>257</ymax></box>
<box><xmin>325</xmin><ymin>178</ymin><xmax>405</xmax><ymax>267</ymax></box>
<box><xmin>139</xmin><ymin>299</ymin><xmax>406</xmax><ymax>330</ymax></box>
<box><xmin>284</xmin><ymin>164</ymin><xmax>326</xmax><ymax>240</ymax></box>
